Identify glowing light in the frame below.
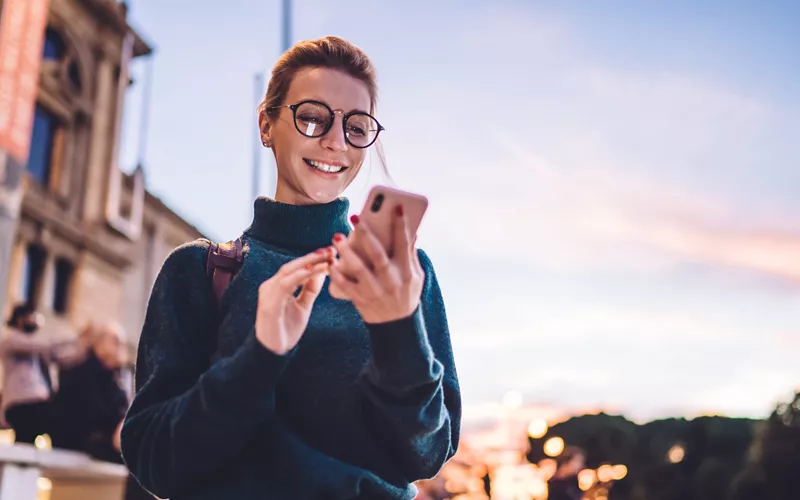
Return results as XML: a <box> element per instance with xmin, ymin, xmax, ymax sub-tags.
<box><xmin>502</xmin><ymin>390</ymin><xmax>523</xmax><ymax>409</ymax></box>
<box><xmin>34</xmin><ymin>434</ymin><xmax>52</xmax><ymax>450</ymax></box>
<box><xmin>543</xmin><ymin>437</ymin><xmax>565</xmax><ymax>457</ymax></box>
<box><xmin>528</xmin><ymin>477</ymin><xmax>547</xmax><ymax>497</ymax></box>
<box><xmin>538</xmin><ymin>459</ymin><xmax>557</xmax><ymax>480</ymax></box>
<box><xmin>578</xmin><ymin>469</ymin><xmax>597</xmax><ymax>491</ymax></box>
<box><xmin>668</xmin><ymin>444</ymin><xmax>685</xmax><ymax>464</ymax></box>
<box><xmin>37</xmin><ymin>476</ymin><xmax>53</xmax><ymax>500</ymax></box>
<box><xmin>612</xmin><ymin>464</ymin><xmax>628</xmax><ymax>480</ymax></box>
<box><xmin>0</xmin><ymin>429</ymin><xmax>15</xmax><ymax>445</ymax></box>
<box><xmin>597</xmin><ymin>464</ymin><xmax>614</xmax><ymax>483</ymax></box>
<box><xmin>527</xmin><ymin>418</ymin><xmax>548</xmax><ymax>439</ymax></box>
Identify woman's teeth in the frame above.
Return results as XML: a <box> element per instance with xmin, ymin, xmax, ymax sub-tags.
<box><xmin>307</xmin><ymin>160</ymin><xmax>344</xmax><ymax>173</ymax></box>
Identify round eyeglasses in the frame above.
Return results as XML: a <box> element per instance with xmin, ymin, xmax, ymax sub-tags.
<box><xmin>267</xmin><ymin>100</ymin><xmax>384</xmax><ymax>149</ymax></box>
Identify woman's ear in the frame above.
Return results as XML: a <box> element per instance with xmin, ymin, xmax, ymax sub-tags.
<box><xmin>259</xmin><ymin>110</ymin><xmax>273</xmax><ymax>148</ymax></box>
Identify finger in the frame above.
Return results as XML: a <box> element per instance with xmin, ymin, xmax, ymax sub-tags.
<box><xmin>327</xmin><ymin>280</ymin><xmax>350</xmax><ymax>301</ymax></box>
<box><xmin>391</xmin><ymin>205</ymin><xmax>413</xmax><ymax>273</ymax></box>
<box><xmin>277</xmin><ymin>247</ymin><xmax>333</xmax><ymax>277</ymax></box>
<box><xmin>350</xmin><ymin>220</ymin><xmax>392</xmax><ymax>276</ymax></box>
<box><xmin>329</xmin><ymin>265</ymin><xmax>360</xmax><ymax>301</ymax></box>
<box><xmin>296</xmin><ymin>270</ymin><xmax>326</xmax><ymax>308</ymax></box>
<box><xmin>330</xmin><ymin>240</ymin><xmax>383</xmax><ymax>297</ymax></box>
<box><xmin>277</xmin><ymin>262</ymin><xmax>328</xmax><ymax>294</ymax></box>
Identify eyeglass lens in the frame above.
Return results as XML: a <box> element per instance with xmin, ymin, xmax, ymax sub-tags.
<box><xmin>294</xmin><ymin>101</ymin><xmax>380</xmax><ymax>148</ymax></box>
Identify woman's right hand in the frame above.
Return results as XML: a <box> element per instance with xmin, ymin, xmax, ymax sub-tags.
<box><xmin>255</xmin><ymin>248</ymin><xmax>333</xmax><ymax>355</ymax></box>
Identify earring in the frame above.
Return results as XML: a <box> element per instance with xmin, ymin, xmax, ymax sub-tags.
<box><xmin>262</xmin><ymin>140</ymin><xmax>271</xmax><ymax>148</ymax></box>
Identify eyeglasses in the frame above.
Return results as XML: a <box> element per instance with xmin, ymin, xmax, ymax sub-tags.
<box><xmin>267</xmin><ymin>100</ymin><xmax>384</xmax><ymax>149</ymax></box>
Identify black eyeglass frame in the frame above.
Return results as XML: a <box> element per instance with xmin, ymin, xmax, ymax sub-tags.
<box><xmin>267</xmin><ymin>99</ymin><xmax>385</xmax><ymax>149</ymax></box>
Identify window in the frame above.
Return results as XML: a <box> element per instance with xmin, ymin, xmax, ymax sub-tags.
<box><xmin>42</xmin><ymin>28</ymin><xmax>65</xmax><ymax>60</ymax></box>
<box><xmin>27</xmin><ymin>105</ymin><xmax>61</xmax><ymax>186</ymax></box>
<box><xmin>52</xmin><ymin>258</ymin><xmax>74</xmax><ymax>314</ymax></box>
<box><xmin>21</xmin><ymin>245</ymin><xmax>46</xmax><ymax>306</ymax></box>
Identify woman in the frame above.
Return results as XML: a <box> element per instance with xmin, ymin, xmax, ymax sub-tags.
<box><xmin>121</xmin><ymin>36</ymin><xmax>461</xmax><ymax>500</ymax></box>
<box><xmin>0</xmin><ymin>303</ymin><xmax>81</xmax><ymax>443</ymax></box>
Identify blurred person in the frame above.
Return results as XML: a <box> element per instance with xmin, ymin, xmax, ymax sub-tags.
<box><xmin>547</xmin><ymin>447</ymin><xmax>585</xmax><ymax>500</ymax></box>
<box><xmin>50</xmin><ymin>322</ymin><xmax>130</xmax><ymax>461</ymax></box>
<box><xmin>121</xmin><ymin>36</ymin><xmax>460</xmax><ymax>500</ymax></box>
<box><xmin>0</xmin><ymin>303</ymin><xmax>85</xmax><ymax>443</ymax></box>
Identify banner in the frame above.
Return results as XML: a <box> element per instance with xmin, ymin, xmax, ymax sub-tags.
<box><xmin>0</xmin><ymin>0</ymin><xmax>51</xmax><ymax>164</ymax></box>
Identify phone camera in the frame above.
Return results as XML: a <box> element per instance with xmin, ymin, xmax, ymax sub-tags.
<box><xmin>370</xmin><ymin>193</ymin><xmax>384</xmax><ymax>212</ymax></box>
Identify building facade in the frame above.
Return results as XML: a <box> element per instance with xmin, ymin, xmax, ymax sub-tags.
<box><xmin>1</xmin><ymin>0</ymin><xmax>204</xmax><ymax>352</ymax></box>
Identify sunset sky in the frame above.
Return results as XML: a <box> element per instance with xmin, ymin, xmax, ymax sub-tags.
<box><xmin>120</xmin><ymin>0</ymin><xmax>800</xmax><ymax>423</ymax></box>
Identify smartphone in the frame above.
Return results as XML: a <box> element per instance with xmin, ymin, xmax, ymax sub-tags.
<box><xmin>351</xmin><ymin>185</ymin><xmax>428</xmax><ymax>258</ymax></box>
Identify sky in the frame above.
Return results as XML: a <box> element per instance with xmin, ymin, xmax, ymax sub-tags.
<box><xmin>119</xmin><ymin>0</ymin><xmax>800</xmax><ymax>424</ymax></box>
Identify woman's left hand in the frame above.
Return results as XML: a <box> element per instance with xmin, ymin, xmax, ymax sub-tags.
<box><xmin>329</xmin><ymin>206</ymin><xmax>424</xmax><ymax>324</ymax></box>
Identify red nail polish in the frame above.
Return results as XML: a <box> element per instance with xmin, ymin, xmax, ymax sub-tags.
<box><xmin>395</xmin><ymin>205</ymin><xmax>404</xmax><ymax>216</ymax></box>
<box><xmin>350</xmin><ymin>214</ymin><xmax>360</xmax><ymax>225</ymax></box>
<box><xmin>333</xmin><ymin>234</ymin><xmax>344</xmax><ymax>242</ymax></box>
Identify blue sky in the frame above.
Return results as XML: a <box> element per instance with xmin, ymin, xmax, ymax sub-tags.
<box><xmin>120</xmin><ymin>0</ymin><xmax>800</xmax><ymax>423</ymax></box>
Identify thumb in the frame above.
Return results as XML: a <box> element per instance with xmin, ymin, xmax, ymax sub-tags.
<box><xmin>296</xmin><ymin>271</ymin><xmax>326</xmax><ymax>309</ymax></box>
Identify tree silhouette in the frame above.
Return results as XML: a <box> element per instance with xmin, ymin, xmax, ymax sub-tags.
<box><xmin>731</xmin><ymin>391</ymin><xmax>800</xmax><ymax>500</ymax></box>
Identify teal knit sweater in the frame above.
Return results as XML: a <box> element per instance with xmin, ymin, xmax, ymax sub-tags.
<box><xmin>120</xmin><ymin>197</ymin><xmax>461</xmax><ymax>500</ymax></box>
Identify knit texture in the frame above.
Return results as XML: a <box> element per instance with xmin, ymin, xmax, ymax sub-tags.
<box><xmin>121</xmin><ymin>197</ymin><xmax>461</xmax><ymax>500</ymax></box>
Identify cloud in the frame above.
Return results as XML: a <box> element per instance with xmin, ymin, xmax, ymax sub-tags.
<box><xmin>451</xmin><ymin>304</ymin><xmax>743</xmax><ymax>353</ymax></box>
<box><xmin>686</xmin><ymin>371</ymin><xmax>800</xmax><ymax>418</ymax></box>
<box><xmin>507</xmin><ymin>367</ymin><xmax>616</xmax><ymax>391</ymax></box>
<box><xmin>419</xmin><ymin>124</ymin><xmax>800</xmax><ymax>284</ymax></box>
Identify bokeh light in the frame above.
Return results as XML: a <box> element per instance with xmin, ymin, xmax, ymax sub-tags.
<box><xmin>543</xmin><ymin>437</ymin><xmax>565</xmax><ymax>457</ymax></box>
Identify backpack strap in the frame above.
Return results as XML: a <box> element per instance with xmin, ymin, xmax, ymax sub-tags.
<box><xmin>205</xmin><ymin>237</ymin><xmax>244</xmax><ymax>306</ymax></box>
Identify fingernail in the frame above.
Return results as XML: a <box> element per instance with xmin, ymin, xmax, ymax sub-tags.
<box><xmin>395</xmin><ymin>205</ymin><xmax>404</xmax><ymax>217</ymax></box>
<box><xmin>350</xmin><ymin>214</ymin><xmax>360</xmax><ymax>225</ymax></box>
<box><xmin>333</xmin><ymin>234</ymin><xmax>344</xmax><ymax>242</ymax></box>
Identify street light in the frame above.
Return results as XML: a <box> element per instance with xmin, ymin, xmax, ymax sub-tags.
<box><xmin>543</xmin><ymin>437</ymin><xmax>565</xmax><ymax>457</ymax></box>
<box><xmin>527</xmin><ymin>418</ymin><xmax>548</xmax><ymax>439</ymax></box>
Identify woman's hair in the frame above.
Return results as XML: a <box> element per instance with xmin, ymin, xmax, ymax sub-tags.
<box><xmin>6</xmin><ymin>302</ymin><xmax>34</xmax><ymax>328</ymax></box>
<box><xmin>257</xmin><ymin>36</ymin><xmax>388</xmax><ymax>176</ymax></box>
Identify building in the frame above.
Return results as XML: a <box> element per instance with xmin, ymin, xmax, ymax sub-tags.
<box><xmin>1</xmin><ymin>0</ymin><xmax>205</xmax><ymax>353</ymax></box>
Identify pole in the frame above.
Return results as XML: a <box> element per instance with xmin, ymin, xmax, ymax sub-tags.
<box><xmin>0</xmin><ymin>152</ymin><xmax>24</xmax><ymax>316</ymax></box>
<box><xmin>252</xmin><ymin>0</ymin><xmax>291</xmax><ymax>202</ymax></box>
<box><xmin>282</xmin><ymin>0</ymin><xmax>292</xmax><ymax>52</ymax></box>
<box><xmin>251</xmin><ymin>73</ymin><xmax>263</xmax><ymax>202</ymax></box>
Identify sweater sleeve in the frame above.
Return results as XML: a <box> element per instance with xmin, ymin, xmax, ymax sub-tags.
<box><xmin>359</xmin><ymin>249</ymin><xmax>462</xmax><ymax>482</ymax></box>
<box><xmin>120</xmin><ymin>241</ymin><xmax>292</xmax><ymax>499</ymax></box>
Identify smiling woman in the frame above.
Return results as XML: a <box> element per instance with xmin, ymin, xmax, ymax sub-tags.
<box><xmin>120</xmin><ymin>36</ymin><xmax>461</xmax><ymax>500</ymax></box>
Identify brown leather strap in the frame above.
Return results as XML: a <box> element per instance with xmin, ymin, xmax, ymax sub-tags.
<box><xmin>206</xmin><ymin>237</ymin><xmax>244</xmax><ymax>305</ymax></box>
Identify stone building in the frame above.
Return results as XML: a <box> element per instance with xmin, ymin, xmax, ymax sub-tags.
<box><xmin>1</xmin><ymin>0</ymin><xmax>205</xmax><ymax>353</ymax></box>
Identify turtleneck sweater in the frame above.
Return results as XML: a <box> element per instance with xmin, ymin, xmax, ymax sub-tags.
<box><xmin>121</xmin><ymin>197</ymin><xmax>461</xmax><ymax>500</ymax></box>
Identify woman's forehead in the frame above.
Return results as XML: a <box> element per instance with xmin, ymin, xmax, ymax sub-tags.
<box><xmin>286</xmin><ymin>67</ymin><xmax>371</xmax><ymax>113</ymax></box>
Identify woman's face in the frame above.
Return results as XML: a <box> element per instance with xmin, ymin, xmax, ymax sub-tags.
<box><xmin>261</xmin><ymin>67</ymin><xmax>372</xmax><ymax>205</ymax></box>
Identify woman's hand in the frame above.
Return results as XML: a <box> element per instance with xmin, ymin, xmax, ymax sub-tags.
<box><xmin>329</xmin><ymin>206</ymin><xmax>424</xmax><ymax>324</ymax></box>
<box><xmin>255</xmin><ymin>248</ymin><xmax>333</xmax><ymax>354</ymax></box>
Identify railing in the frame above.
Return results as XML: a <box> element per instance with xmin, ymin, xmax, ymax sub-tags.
<box><xmin>0</xmin><ymin>444</ymin><xmax>128</xmax><ymax>500</ymax></box>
